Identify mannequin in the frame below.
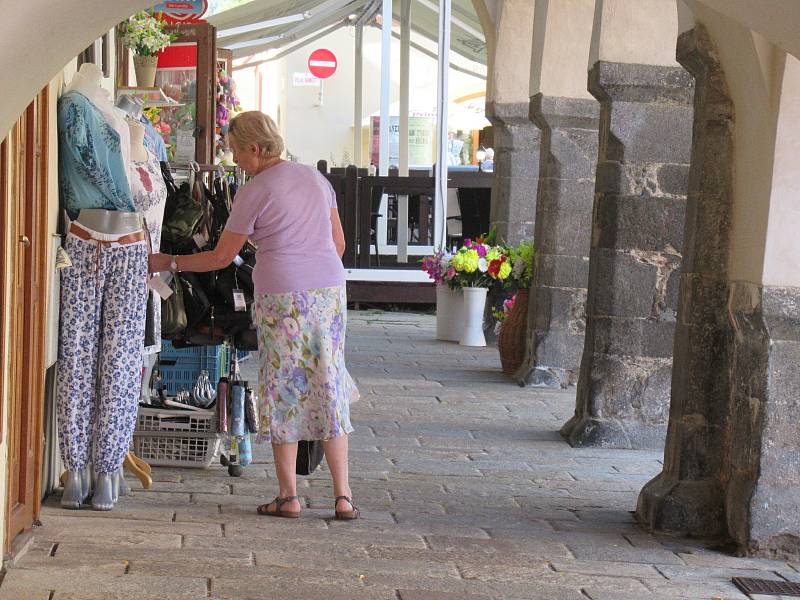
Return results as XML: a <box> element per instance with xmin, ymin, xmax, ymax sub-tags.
<box><xmin>128</xmin><ymin>119</ymin><xmax>167</xmax><ymax>386</ymax></box>
<box><xmin>57</xmin><ymin>64</ymin><xmax>149</xmax><ymax>511</ymax></box>
<box><xmin>66</xmin><ymin>63</ymin><xmax>132</xmax><ymax>178</ymax></box>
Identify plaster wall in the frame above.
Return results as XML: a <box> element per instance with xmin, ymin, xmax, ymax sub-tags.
<box><xmin>530</xmin><ymin>0</ymin><xmax>595</xmax><ymax>100</ymax></box>
<box><xmin>489</xmin><ymin>0</ymin><xmax>534</xmax><ymax>104</ymax></box>
<box><xmin>589</xmin><ymin>0</ymin><xmax>680</xmax><ymax>67</ymax></box>
<box><xmin>762</xmin><ymin>55</ymin><xmax>800</xmax><ymax>287</ymax></box>
<box><xmin>686</xmin><ymin>2</ymin><xmax>784</xmax><ymax>284</ymax></box>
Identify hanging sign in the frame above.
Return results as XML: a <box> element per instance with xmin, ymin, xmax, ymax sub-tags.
<box><xmin>307</xmin><ymin>49</ymin><xmax>337</xmax><ymax>79</ymax></box>
<box><xmin>153</xmin><ymin>1</ymin><xmax>208</xmax><ymax>23</ymax></box>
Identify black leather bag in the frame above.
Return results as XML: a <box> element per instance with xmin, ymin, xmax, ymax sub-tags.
<box><xmin>296</xmin><ymin>440</ymin><xmax>325</xmax><ymax>476</ymax></box>
<box><xmin>161</xmin><ymin>275</ymin><xmax>187</xmax><ymax>340</ymax></box>
<box><xmin>178</xmin><ymin>272</ymin><xmax>211</xmax><ymax>328</ymax></box>
<box><xmin>161</xmin><ymin>166</ymin><xmax>209</xmax><ymax>252</ymax></box>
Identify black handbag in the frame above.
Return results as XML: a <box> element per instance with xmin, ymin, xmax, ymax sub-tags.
<box><xmin>296</xmin><ymin>440</ymin><xmax>325</xmax><ymax>476</ymax></box>
<box><xmin>178</xmin><ymin>272</ymin><xmax>211</xmax><ymax>328</ymax></box>
<box><xmin>161</xmin><ymin>275</ymin><xmax>187</xmax><ymax>340</ymax></box>
<box><xmin>161</xmin><ymin>168</ymin><xmax>210</xmax><ymax>252</ymax></box>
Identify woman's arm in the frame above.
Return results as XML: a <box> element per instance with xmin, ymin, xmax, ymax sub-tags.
<box><xmin>331</xmin><ymin>208</ymin><xmax>345</xmax><ymax>258</ymax></box>
<box><xmin>149</xmin><ymin>230</ymin><xmax>249</xmax><ymax>273</ymax></box>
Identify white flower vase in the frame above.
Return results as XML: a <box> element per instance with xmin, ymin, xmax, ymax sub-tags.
<box><xmin>460</xmin><ymin>286</ymin><xmax>488</xmax><ymax>347</ymax></box>
<box><xmin>436</xmin><ymin>284</ymin><xmax>463</xmax><ymax>342</ymax></box>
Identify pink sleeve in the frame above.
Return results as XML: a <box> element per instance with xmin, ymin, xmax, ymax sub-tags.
<box><xmin>317</xmin><ymin>172</ymin><xmax>337</xmax><ymax>208</ymax></box>
<box><xmin>224</xmin><ymin>182</ymin><xmax>264</xmax><ymax>235</ymax></box>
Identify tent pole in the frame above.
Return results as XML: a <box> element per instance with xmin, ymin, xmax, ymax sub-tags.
<box><xmin>434</xmin><ymin>0</ymin><xmax>451</xmax><ymax>250</ymax></box>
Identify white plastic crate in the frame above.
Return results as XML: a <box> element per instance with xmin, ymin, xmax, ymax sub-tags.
<box><xmin>133</xmin><ymin>431</ymin><xmax>221</xmax><ymax>468</ymax></box>
<box><xmin>137</xmin><ymin>407</ymin><xmax>215</xmax><ymax>433</ymax></box>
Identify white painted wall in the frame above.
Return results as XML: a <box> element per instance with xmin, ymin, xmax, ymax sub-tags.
<box><xmin>589</xmin><ymin>0</ymin><xmax>681</xmax><ymax>67</ymax></box>
<box><xmin>530</xmin><ymin>0</ymin><xmax>595</xmax><ymax>99</ymax></box>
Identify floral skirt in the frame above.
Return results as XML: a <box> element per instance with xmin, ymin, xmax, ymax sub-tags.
<box><xmin>253</xmin><ymin>285</ymin><xmax>358</xmax><ymax>444</ymax></box>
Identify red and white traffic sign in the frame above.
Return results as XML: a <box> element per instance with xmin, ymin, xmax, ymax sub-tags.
<box><xmin>307</xmin><ymin>49</ymin><xmax>337</xmax><ymax>79</ymax></box>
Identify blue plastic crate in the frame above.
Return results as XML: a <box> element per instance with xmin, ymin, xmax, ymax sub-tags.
<box><xmin>158</xmin><ymin>341</ymin><xmax>230</xmax><ymax>394</ymax></box>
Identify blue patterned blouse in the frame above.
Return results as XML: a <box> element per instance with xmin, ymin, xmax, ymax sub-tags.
<box><xmin>58</xmin><ymin>91</ymin><xmax>135</xmax><ymax>218</ymax></box>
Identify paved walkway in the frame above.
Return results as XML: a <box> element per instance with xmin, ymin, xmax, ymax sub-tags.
<box><xmin>2</xmin><ymin>311</ymin><xmax>798</xmax><ymax>599</ymax></box>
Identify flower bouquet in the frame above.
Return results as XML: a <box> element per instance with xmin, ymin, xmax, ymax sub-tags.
<box><xmin>497</xmin><ymin>239</ymin><xmax>535</xmax><ymax>375</ymax></box>
<box><xmin>120</xmin><ymin>11</ymin><xmax>177</xmax><ymax>87</ymax></box>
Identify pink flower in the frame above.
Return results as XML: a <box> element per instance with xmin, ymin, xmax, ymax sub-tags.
<box><xmin>464</xmin><ymin>238</ymin><xmax>472</xmax><ymax>248</ymax></box>
<box><xmin>476</xmin><ymin>244</ymin><xmax>487</xmax><ymax>258</ymax></box>
<box><xmin>447</xmin><ymin>266</ymin><xmax>456</xmax><ymax>279</ymax></box>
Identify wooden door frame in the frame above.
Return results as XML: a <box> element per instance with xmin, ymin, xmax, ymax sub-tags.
<box><xmin>5</xmin><ymin>87</ymin><xmax>49</xmax><ymax>554</ymax></box>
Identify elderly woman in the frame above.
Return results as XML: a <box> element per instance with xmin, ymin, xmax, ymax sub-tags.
<box><xmin>149</xmin><ymin>111</ymin><xmax>359</xmax><ymax>520</ymax></box>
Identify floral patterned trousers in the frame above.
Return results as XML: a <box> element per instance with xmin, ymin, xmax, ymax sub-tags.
<box><xmin>56</xmin><ymin>228</ymin><xmax>148</xmax><ymax>474</ymax></box>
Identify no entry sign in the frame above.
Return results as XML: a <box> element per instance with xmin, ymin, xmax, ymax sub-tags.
<box><xmin>308</xmin><ymin>49</ymin><xmax>337</xmax><ymax>79</ymax></box>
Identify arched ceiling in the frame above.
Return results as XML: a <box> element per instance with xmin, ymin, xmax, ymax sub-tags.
<box><xmin>2</xmin><ymin>0</ymin><xmax>800</xmax><ymax>138</ymax></box>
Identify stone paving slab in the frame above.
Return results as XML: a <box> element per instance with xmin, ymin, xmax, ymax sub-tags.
<box><xmin>3</xmin><ymin>310</ymin><xmax>800</xmax><ymax>599</ymax></box>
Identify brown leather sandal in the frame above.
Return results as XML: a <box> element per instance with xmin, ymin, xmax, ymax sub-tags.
<box><xmin>334</xmin><ymin>496</ymin><xmax>360</xmax><ymax>520</ymax></box>
<box><xmin>256</xmin><ymin>496</ymin><xmax>301</xmax><ymax>518</ymax></box>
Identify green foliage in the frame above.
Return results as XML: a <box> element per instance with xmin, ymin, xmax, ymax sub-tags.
<box><xmin>120</xmin><ymin>11</ymin><xmax>177</xmax><ymax>57</ymax></box>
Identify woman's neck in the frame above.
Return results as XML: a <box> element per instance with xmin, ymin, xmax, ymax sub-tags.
<box><xmin>254</xmin><ymin>156</ymin><xmax>283</xmax><ymax>176</ymax></box>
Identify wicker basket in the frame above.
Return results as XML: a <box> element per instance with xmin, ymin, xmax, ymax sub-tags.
<box><xmin>497</xmin><ymin>289</ymin><xmax>529</xmax><ymax>376</ymax></box>
<box><xmin>133</xmin><ymin>431</ymin><xmax>221</xmax><ymax>468</ymax></box>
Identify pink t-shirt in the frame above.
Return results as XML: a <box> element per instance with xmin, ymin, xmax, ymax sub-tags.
<box><xmin>224</xmin><ymin>161</ymin><xmax>345</xmax><ymax>294</ymax></box>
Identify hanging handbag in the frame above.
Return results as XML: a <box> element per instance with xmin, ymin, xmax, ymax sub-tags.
<box><xmin>161</xmin><ymin>170</ymin><xmax>210</xmax><ymax>252</ymax></box>
<box><xmin>161</xmin><ymin>275</ymin><xmax>187</xmax><ymax>340</ymax></box>
<box><xmin>296</xmin><ymin>440</ymin><xmax>325</xmax><ymax>476</ymax></box>
<box><xmin>178</xmin><ymin>272</ymin><xmax>211</xmax><ymax>328</ymax></box>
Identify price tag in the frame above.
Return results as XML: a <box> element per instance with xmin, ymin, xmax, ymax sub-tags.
<box><xmin>192</xmin><ymin>232</ymin><xmax>206</xmax><ymax>249</ymax></box>
<box><xmin>148</xmin><ymin>274</ymin><xmax>174</xmax><ymax>300</ymax></box>
<box><xmin>233</xmin><ymin>288</ymin><xmax>247</xmax><ymax>312</ymax></box>
<box><xmin>55</xmin><ymin>246</ymin><xmax>73</xmax><ymax>269</ymax></box>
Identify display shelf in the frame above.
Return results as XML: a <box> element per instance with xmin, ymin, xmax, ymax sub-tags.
<box><xmin>116</xmin><ymin>86</ymin><xmax>185</xmax><ymax>108</ymax></box>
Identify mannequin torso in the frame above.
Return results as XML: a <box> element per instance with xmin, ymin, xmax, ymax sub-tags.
<box><xmin>75</xmin><ymin>209</ymin><xmax>142</xmax><ymax>235</ymax></box>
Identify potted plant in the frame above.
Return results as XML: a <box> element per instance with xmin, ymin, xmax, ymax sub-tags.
<box><xmin>120</xmin><ymin>11</ymin><xmax>176</xmax><ymax>87</ymax></box>
<box><xmin>449</xmin><ymin>239</ymin><xmax>512</xmax><ymax>347</ymax></box>
<box><xmin>422</xmin><ymin>250</ymin><xmax>463</xmax><ymax>342</ymax></box>
<box><xmin>497</xmin><ymin>239</ymin><xmax>535</xmax><ymax>374</ymax></box>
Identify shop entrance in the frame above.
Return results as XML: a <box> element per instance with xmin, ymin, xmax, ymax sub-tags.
<box><xmin>3</xmin><ymin>88</ymin><xmax>49</xmax><ymax>556</ymax></box>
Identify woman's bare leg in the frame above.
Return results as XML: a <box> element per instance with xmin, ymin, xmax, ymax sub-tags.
<box><xmin>269</xmin><ymin>442</ymin><xmax>301</xmax><ymax>512</ymax></box>
<box><xmin>322</xmin><ymin>434</ymin><xmax>353</xmax><ymax>512</ymax></box>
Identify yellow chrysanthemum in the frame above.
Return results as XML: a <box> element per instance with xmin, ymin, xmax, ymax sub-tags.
<box><xmin>462</xmin><ymin>249</ymin><xmax>479</xmax><ymax>272</ymax></box>
<box><xmin>498</xmin><ymin>261</ymin><xmax>512</xmax><ymax>279</ymax></box>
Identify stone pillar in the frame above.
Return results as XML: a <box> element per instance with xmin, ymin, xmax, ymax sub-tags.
<box><xmin>516</xmin><ymin>95</ymin><xmax>598</xmax><ymax>387</ymax></box>
<box><xmin>724</xmin><ymin>284</ymin><xmax>800</xmax><ymax>556</ymax></box>
<box><xmin>487</xmin><ymin>102</ymin><xmax>540</xmax><ymax>244</ymax></box>
<box><xmin>560</xmin><ymin>61</ymin><xmax>694</xmax><ymax>449</ymax></box>
<box><xmin>637</xmin><ymin>25</ymin><xmax>733</xmax><ymax>538</ymax></box>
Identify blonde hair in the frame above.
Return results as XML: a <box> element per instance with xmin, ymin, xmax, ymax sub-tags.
<box><xmin>228</xmin><ymin>111</ymin><xmax>284</xmax><ymax>157</ymax></box>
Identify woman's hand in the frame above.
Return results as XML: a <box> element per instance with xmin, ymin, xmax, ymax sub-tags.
<box><xmin>149</xmin><ymin>253</ymin><xmax>173</xmax><ymax>274</ymax></box>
